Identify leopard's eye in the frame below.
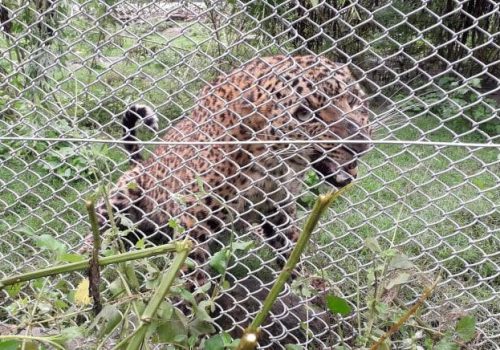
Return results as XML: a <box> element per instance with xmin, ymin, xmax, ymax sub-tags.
<box><xmin>293</xmin><ymin>106</ymin><xmax>313</xmax><ymax>122</ymax></box>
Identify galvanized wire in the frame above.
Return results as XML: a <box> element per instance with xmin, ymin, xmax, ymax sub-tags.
<box><xmin>0</xmin><ymin>0</ymin><xmax>499</xmax><ymax>349</ymax></box>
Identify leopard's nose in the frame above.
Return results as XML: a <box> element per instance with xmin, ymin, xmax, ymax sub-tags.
<box><xmin>346</xmin><ymin>122</ymin><xmax>371</xmax><ymax>154</ymax></box>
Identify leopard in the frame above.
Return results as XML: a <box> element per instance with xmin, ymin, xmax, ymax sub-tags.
<box><xmin>89</xmin><ymin>55</ymin><xmax>372</xmax><ymax>287</ymax></box>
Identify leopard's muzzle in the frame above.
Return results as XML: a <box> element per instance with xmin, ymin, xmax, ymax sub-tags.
<box><xmin>311</xmin><ymin>147</ymin><xmax>360</xmax><ymax>188</ymax></box>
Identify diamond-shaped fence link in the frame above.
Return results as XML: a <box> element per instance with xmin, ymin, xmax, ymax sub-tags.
<box><xmin>0</xmin><ymin>0</ymin><xmax>498</xmax><ymax>348</ymax></box>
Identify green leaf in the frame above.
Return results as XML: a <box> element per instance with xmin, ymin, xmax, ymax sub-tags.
<box><xmin>179</xmin><ymin>288</ymin><xmax>197</xmax><ymax>305</ymax></box>
<box><xmin>5</xmin><ymin>283</ymin><xmax>23</xmax><ymax>298</ymax></box>
<box><xmin>210</xmin><ymin>248</ymin><xmax>230</xmax><ymax>274</ymax></box>
<box><xmin>53</xmin><ymin>326</ymin><xmax>83</xmax><ymax>345</ymax></box>
<box><xmin>135</xmin><ymin>239</ymin><xmax>145</xmax><ymax>250</ymax></box>
<box><xmin>158</xmin><ymin>301</ymin><xmax>173</xmax><ymax>321</ymax></box>
<box><xmin>108</xmin><ymin>278</ymin><xmax>124</xmax><ymax>297</ymax></box>
<box><xmin>435</xmin><ymin>337</ymin><xmax>459</xmax><ymax>350</ymax></box>
<box><xmin>385</xmin><ymin>272</ymin><xmax>410</xmax><ymax>290</ymax></box>
<box><xmin>232</xmin><ymin>240</ymin><xmax>254</xmax><ymax>252</ymax></box>
<box><xmin>190</xmin><ymin>318</ymin><xmax>215</xmax><ymax>337</ymax></box>
<box><xmin>364</xmin><ymin>237</ymin><xmax>381</xmax><ymax>253</ymax></box>
<box><xmin>88</xmin><ymin>305</ymin><xmax>122</xmax><ymax>339</ymax></box>
<box><xmin>194</xmin><ymin>281</ymin><xmax>212</xmax><ymax>295</ymax></box>
<box><xmin>285</xmin><ymin>345</ymin><xmax>304</xmax><ymax>350</ymax></box>
<box><xmin>388</xmin><ymin>254</ymin><xmax>414</xmax><ymax>270</ymax></box>
<box><xmin>0</xmin><ymin>340</ymin><xmax>21</xmax><ymax>350</ymax></box>
<box><xmin>325</xmin><ymin>295</ymin><xmax>352</xmax><ymax>316</ymax></box>
<box><xmin>204</xmin><ymin>332</ymin><xmax>233</xmax><ymax>350</ymax></box>
<box><xmin>196</xmin><ymin>300</ymin><xmax>215</xmax><ymax>321</ymax></box>
<box><xmin>469</xmin><ymin>78</ymin><xmax>482</xmax><ymax>88</ymax></box>
<box><xmin>33</xmin><ymin>234</ymin><xmax>67</xmax><ymax>258</ymax></box>
<box><xmin>168</xmin><ymin>218</ymin><xmax>185</xmax><ymax>234</ymax></box>
<box><xmin>455</xmin><ymin>315</ymin><xmax>476</xmax><ymax>342</ymax></box>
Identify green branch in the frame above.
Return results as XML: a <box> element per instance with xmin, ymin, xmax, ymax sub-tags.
<box><xmin>0</xmin><ymin>244</ymin><xmax>178</xmax><ymax>289</ymax></box>
<box><xmin>111</xmin><ymin>240</ymin><xmax>193</xmax><ymax>350</ymax></box>
<box><xmin>0</xmin><ymin>335</ymin><xmax>66</xmax><ymax>350</ymax></box>
<box><xmin>237</xmin><ymin>185</ymin><xmax>352</xmax><ymax>350</ymax></box>
<box><xmin>369</xmin><ymin>275</ymin><xmax>441</xmax><ymax>350</ymax></box>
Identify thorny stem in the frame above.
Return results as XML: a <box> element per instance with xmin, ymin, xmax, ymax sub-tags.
<box><xmin>393</xmin><ymin>298</ymin><xmax>473</xmax><ymax>349</ymax></box>
<box><xmin>116</xmin><ymin>269</ymin><xmax>142</xmax><ymax>319</ymax></box>
<box><xmin>86</xmin><ymin>197</ymin><xmax>102</xmax><ymax>313</ymax></box>
<box><xmin>237</xmin><ymin>185</ymin><xmax>352</xmax><ymax>350</ymax></box>
<box><xmin>111</xmin><ymin>240</ymin><xmax>193</xmax><ymax>350</ymax></box>
<box><xmin>369</xmin><ymin>276</ymin><xmax>442</xmax><ymax>350</ymax></box>
<box><xmin>21</xmin><ymin>279</ymin><xmax>48</xmax><ymax>350</ymax></box>
<box><xmin>0</xmin><ymin>244</ymin><xmax>177</xmax><ymax>289</ymax></box>
<box><xmin>364</xmin><ymin>197</ymin><xmax>407</xmax><ymax>346</ymax></box>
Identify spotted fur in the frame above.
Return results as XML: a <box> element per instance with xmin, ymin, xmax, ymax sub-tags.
<box><xmin>92</xmin><ymin>55</ymin><xmax>372</xmax><ymax>285</ymax></box>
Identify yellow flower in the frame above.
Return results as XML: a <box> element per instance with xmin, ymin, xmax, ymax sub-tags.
<box><xmin>74</xmin><ymin>278</ymin><xmax>92</xmax><ymax>306</ymax></box>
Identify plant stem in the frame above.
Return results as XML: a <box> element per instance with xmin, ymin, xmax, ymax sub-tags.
<box><xmin>238</xmin><ymin>185</ymin><xmax>352</xmax><ymax>350</ymax></box>
<box><xmin>86</xmin><ymin>197</ymin><xmax>102</xmax><ymax>314</ymax></box>
<box><xmin>369</xmin><ymin>275</ymin><xmax>441</xmax><ymax>350</ymax></box>
<box><xmin>111</xmin><ymin>240</ymin><xmax>193</xmax><ymax>350</ymax></box>
<box><xmin>0</xmin><ymin>335</ymin><xmax>66</xmax><ymax>350</ymax></box>
<box><xmin>0</xmin><ymin>244</ymin><xmax>177</xmax><ymax>289</ymax></box>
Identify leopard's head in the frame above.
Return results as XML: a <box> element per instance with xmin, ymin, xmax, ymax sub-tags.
<box><xmin>291</xmin><ymin>80</ymin><xmax>372</xmax><ymax>188</ymax></box>
<box><xmin>238</xmin><ymin>66</ymin><xmax>372</xmax><ymax>188</ymax></box>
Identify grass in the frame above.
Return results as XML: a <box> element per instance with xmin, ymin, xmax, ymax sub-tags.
<box><xmin>0</xmin><ymin>9</ymin><xmax>499</xmax><ymax>348</ymax></box>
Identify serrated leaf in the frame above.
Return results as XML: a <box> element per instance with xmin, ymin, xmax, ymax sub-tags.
<box><xmin>190</xmin><ymin>318</ymin><xmax>216</xmax><ymax>337</ymax></box>
<box><xmin>194</xmin><ymin>281</ymin><xmax>212</xmax><ymax>295</ymax></box>
<box><xmin>95</xmin><ymin>305</ymin><xmax>122</xmax><ymax>339</ymax></box>
<box><xmin>385</xmin><ymin>272</ymin><xmax>410</xmax><ymax>290</ymax></box>
<box><xmin>197</xmin><ymin>300</ymin><xmax>215</xmax><ymax>321</ymax></box>
<box><xmin>455</xmin><ymin>315</ymin><xmax>476</xmax><ymax>342</ymax></box>
<box><xmin>469</xmin><ymin>78</ymin><xmax>481</xmax><ymax>88</ymax></box>
<box><xmin>388</xmin><ymin>254</ymin><xmax>414</xmax><ymax>270</ymax></box>
<box><xmin>179</xmin><ymin>288</ymin><xmax>197</xmax><ymax>305</ymax></box>
<box><xmin>204</xmin><ymin>332</ymin><xmax>233</xmax><ymax>350</ymax></box>
<box><xmin>210</xmin><ymin>248</ymin><xmax>230</xmax><ymax>274</ymax></box>
<box><xmin>34</xmin><ymin>234</ymin><xmax>67</xmax><ymax>257</ymax></box>
<box><xmin>364</xmin><ymin>237</ymin><xmax>381</xmax><ymax>253</ymax></box>
<box><xmin>435</xmin><ymin>337</ymin><xmax>459</xmax><ymax>350</ymax></box>
<box><xmin>232</xmin><ymin>240</ymin><xmax>253</xmax><ymax>252</ymax></box>
<box><xmin>325</xmin><ymin>294</ymin><xmax>352</xmax><ymax>316</ymax></box>
<box><xmin>53</xmin><ymin>326</ymin><xmax>83</xmax><ymax>345</ymax></box>
<box><xmin>157</xmin><ymin>311</ymin><xmax>188</xmax><ymax>344</ymax></box>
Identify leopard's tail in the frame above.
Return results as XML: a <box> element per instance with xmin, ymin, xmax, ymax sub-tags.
<box><xmin>122</xmin><ymin>104</ymin><xmax>158</xmax><ymax>163</ymax></box>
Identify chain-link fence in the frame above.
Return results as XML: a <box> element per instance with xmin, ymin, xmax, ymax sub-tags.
<box><xmin>0</xmin><ymin>0</ymin><xmax>498</xmax><ymax>349</ymax></box>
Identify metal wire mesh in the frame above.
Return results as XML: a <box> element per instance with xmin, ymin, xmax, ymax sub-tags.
<box><xmin>0</xmin><ymin>0</ymin><xmax>498</xmax><ymax>349</ymax></box>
